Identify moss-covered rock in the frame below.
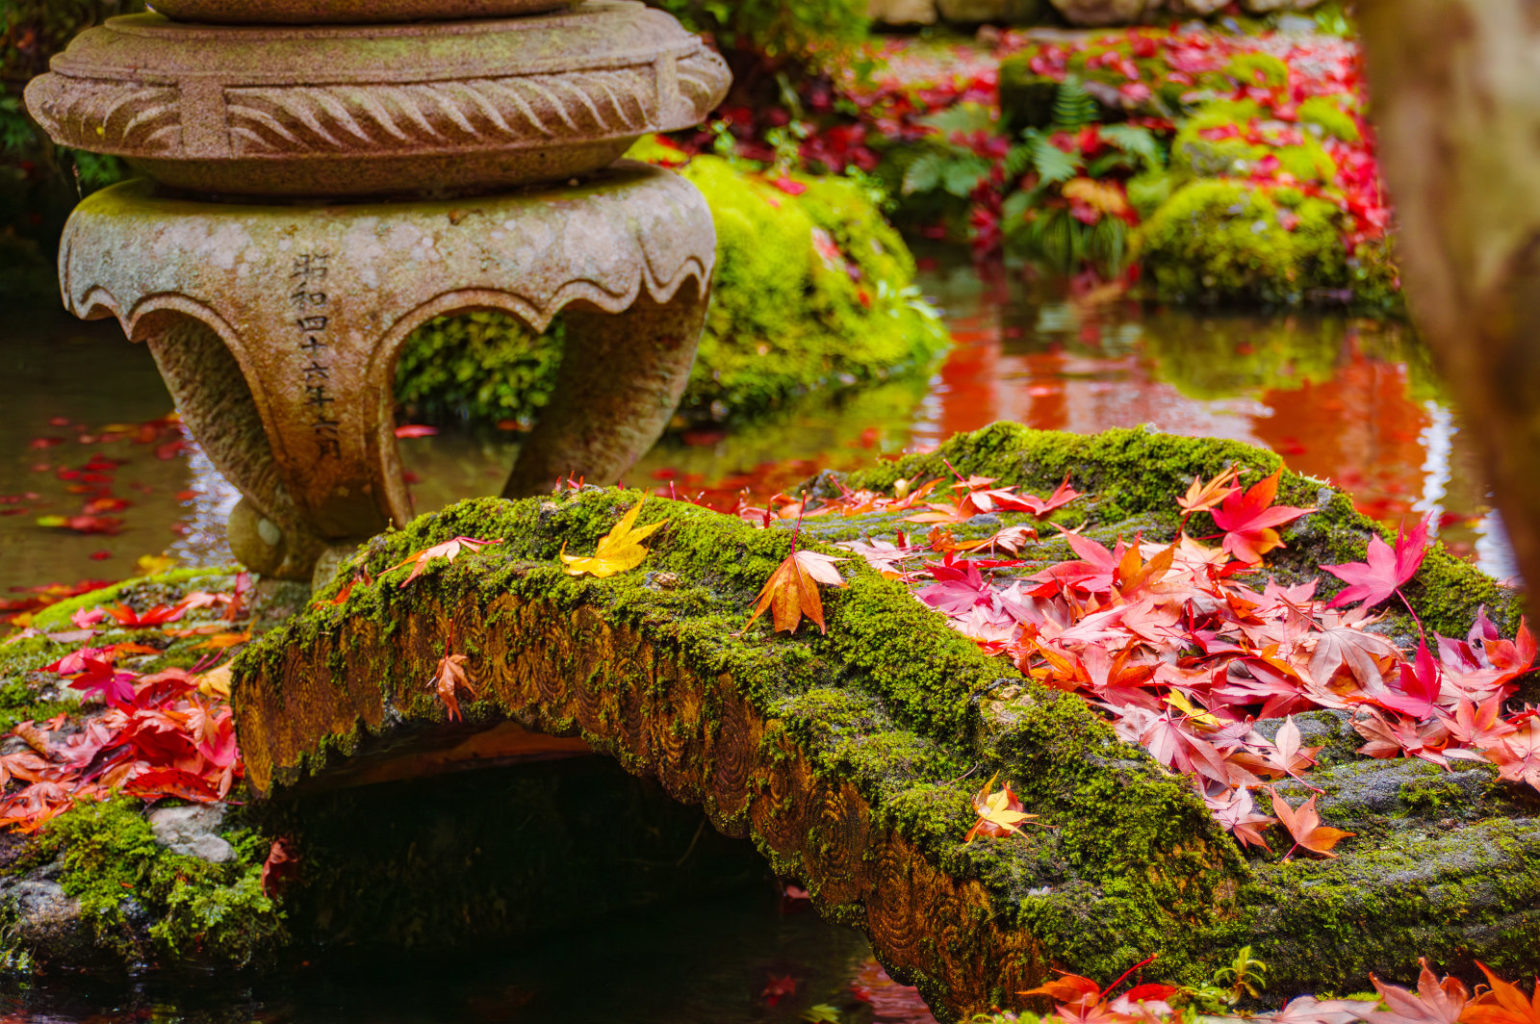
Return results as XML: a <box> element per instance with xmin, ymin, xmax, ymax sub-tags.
<box><xmin>9</xmin><ymin>798</ymin><xmax>286</xmax><ymax>968</ymax></box>
<box><xmin>394</xmin><ymin>152</ymin><xmax>947</xmax><ymax>429</ymax></box>
<box><xmin>1135</xmin><ymin>179</ymin><xmax>1398</xmax><ymax>308</ymax></box>
<box><xmin>1171</xmin><ymin>102</ymin><xmax>1337</xmax><ymax>184</ymax></box>
<box><xmin>234</xmin><ymin>423</ymin><xmax>1534</xmax><ymax>1020</ymax></box>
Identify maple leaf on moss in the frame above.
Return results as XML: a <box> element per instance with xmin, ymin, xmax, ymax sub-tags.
<box><xmin>1269</xmin><ymin>789</ymin><xmax>1353</xmax><ymax>859</ymax></box>
<box><xmin>1323</xmin><ymin>517</ymin><xmax>1429</xmax><ymax>610</ymax></box>
<box><xmin>746</xmin><ymin>549</ymin><xmax>846</xmax><ymax>635</ymax></box>
<box><xmin>1177</xmin><ymin>464</ymin><xmax>1241</xmax><ymax>516</ymax></box>
<box><xmin>386</xmin><ymin>536</ymin><xmax>504</xmax><ymax>587</ymax></box>
<box><xmin>561</xmin><ymin>501</ymin><xmax>664</xmax><ymax>578</ymax></box>
<box><xmin>964</xmin><ymin>774</ymin><xmax>1039</xmax><ymax>842</ymax></box>
<box><xmin>1209</xmin><ymin>469</ymin><xmax>1311</xmax><ymax>564</ymax></box>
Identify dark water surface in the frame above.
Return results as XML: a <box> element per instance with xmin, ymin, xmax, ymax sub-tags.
<box><xmin>1</xmin><ymin>887</ymin><xmax>937</xmax><ymax>1023</ymax></box>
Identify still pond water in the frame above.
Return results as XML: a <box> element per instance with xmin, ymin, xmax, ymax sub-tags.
<box><xmin>0</xmin><ymin>263</ymin><xmax>1513</xmax><ymax>1021</ymax></box>
<box><xmin>0</xmin><ymin>263</ymin><xmax>1512</xmax><ymax>597</ymax></box>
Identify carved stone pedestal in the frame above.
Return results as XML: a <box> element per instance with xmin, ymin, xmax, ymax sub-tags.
<box><xmin>59</xmin><ymin>163</ymin><xmax>716</xmax><ymax>578</ymax></box>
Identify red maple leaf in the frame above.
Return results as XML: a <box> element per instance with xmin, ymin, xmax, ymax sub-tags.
<box><xmin>384</xmin><ymin>536</ymin><xmax>504</xmax><ymax>588</ymax></box>
<box><xmin>1323</xmin><ymin>517</ymin><xmax>1429</xmax><ymax>610</ymax></box>
<box><xmin>1375</xmin><ymin>639</ymin><xmax>1443</xmax><ymax>720</ymax></box>
<box><xmin>1208</xmin><ymin>469</ymin><xmax>1311</xmax><ymax>564</ymax></box>
<box><xmin>67</xmin><ymin>658</ymin><xmax>139</xmax><ymax>707</ymax></box>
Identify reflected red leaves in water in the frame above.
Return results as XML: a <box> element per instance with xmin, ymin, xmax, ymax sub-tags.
<box><xmin>394</xmin><ymin>424</ymin><xmax>439</xmax><ymax>439</ymax></box>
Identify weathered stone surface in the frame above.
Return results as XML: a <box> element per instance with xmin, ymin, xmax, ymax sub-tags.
<box><xmin>0</xmin><ymin>877</ymin><xmax>92</xmax><ymax>966</ymax></box>
<box><xmin>149</xmin><ymin>0</ymin><xmax>576</xmax><ymax>23</ymax></box>
<box><xmin>25</xmin><ymin>2</ymin><xmax>731</xmax><ymax>197</ymax></box>
<box><xmin>1048</xmin><ymin>0</ymin><xmax>1162</xmax><ymax>25</ymax></box>
<box><xmin>147</xmin><ymin>805</ymin><xmax>234</xmax><ymax>863</ymax></box>
<box><xmin>1240</xmin><ymin>0</ymin><xmax>1321</xmax><ymax>11</ymax></box>
<box><xmin>234</xmin><ymin>424</ymin><xmax>1540</xmax><ymax>1020</ymax></box>
<box><xmin>935</xmin><ymin>0</ymin><xmax>1046</xmax><ymax>23</ymax></box>
<box><xmin>1167</xmin><ymin>0</ymin><xmax>1231</xmax><ymax>15</ymax></box>
<box><xmin>59</xmin><ymin>162</ymin><xmax>715</xmax><ymax>577</ymax></box>
<box><xmin>868</xmin><ymin>0</ymin><xmax>939</xmax><ymax>24</ymax></box>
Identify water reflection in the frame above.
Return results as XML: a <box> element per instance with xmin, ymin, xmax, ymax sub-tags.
<box><xmin>0</xmin><ymin>264</ymin><xmax>1512</xmax><ymax>594</ymax></box>
<box><xmin>3</xmin><ymin>889</ymin><xmax>935</xmax><ymax>1024</ymax></box>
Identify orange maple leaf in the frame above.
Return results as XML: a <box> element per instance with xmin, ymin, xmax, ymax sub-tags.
<box><xmin>1177</xmin><ymin>465</ymin><xmax>1241</xmax><ymax>516</ymax></box>
<box><xmin>1269</xmin><ymin>789</ymin><xmax>1354</xmax><ymax>859</ymax></box>
<box><xmin>430</xmin><ymin>653</ymin><xmax>477</xmax><ymax>722</ymax></box>
<box><xmin>195</xmin><ymin>630</ymin><xmax>251</xmax><ymax>651</ymax></box>
<box><xmin>746</xmin><ymin>549</ymin><xmax>846</xmax><ymax>635</ymax></box>
<box><xmin>1466</xmin><ymin>962</ymin><xmax>1540</xmax><ymax>1024</ymax></box>
<box><xmin>386</xmin><ymin>536</ymin><xmax>504</xmax><ymax>588</ymax></box>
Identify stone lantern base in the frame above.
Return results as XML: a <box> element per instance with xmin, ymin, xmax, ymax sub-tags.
<box><xmin>59</xmin><ymin>162</ymin><xmax>716</xmax><ymax>579</ymax></box>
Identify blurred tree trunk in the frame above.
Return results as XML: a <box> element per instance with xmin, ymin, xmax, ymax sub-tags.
<box><xmin>1357</xmin><ymin>2</ymin><xmax>1540</xmax><ymax>591</ymax></box>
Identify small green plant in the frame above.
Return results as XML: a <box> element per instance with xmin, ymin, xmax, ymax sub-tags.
<box><xmin>1186</xmin><ymin>946</ymin><xmax>1268</xmax><ymax>1013</ymax></box>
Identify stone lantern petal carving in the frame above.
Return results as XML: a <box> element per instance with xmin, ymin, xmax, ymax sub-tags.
<box><xmin>27</xmin><ymin>0</ymin><xmax>731</xmax><ymax>580</ymax></box>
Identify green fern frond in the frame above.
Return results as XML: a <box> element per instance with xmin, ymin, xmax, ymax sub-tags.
<box><xmin>1052</xmin><ymin>78</ymin><xmax>1099</xmax><ymax>131</ymax></box>
<box><xmin>1030</xmin><ymin>135</ymin><xmax>1079</xmax><ymax>185</ymax></box>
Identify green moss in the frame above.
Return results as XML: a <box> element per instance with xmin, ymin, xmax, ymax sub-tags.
<box><xmin>1247</xmin><ymin>816</ymin><xmax>1540</xmax><ymax>992</ymax></box>
<box><xmin>1299</xmin><ymin>95</ymin><xmax>1362</xmax><ymax>143</ymax></box>
<box><xmin>23</xmin><ymin>798</ymin><xmax>284</xmax><ymax>967</ymax></box>
<box><xmin>1136</xmin><ymin>179</ymin><xmax>1351</xmax><ymax>305</ymax></box>
<box><xmin>1224</xmin><ymin>53</ymin><xmax>1289</xmax><ymax>90</ymax></box>
<box><xmin>391</xmin><ymin>153</ymin><xmax>947</xmax><ymax>429</ymax></box>
<box><xmin>1172</xmin><ymin>103</ymin><xmax>1336</xmax><ymax>185</ymax></box>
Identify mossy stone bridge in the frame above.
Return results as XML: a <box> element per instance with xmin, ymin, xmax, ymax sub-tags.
<box><xmin>232</xmin><ymin>425</ymin><xmax>1540</xmax><ymax>1021</ymax></box>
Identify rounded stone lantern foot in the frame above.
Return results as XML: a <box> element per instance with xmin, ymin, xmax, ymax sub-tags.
<box><xmin>60</xmin><ymin>163</ymin><xmax>717</xmax><ymax>580</ymax></box>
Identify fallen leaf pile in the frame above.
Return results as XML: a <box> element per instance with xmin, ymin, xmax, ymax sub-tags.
<box><xmin>734</xmin><ymin>467</ymin><xmax>1538</xmax><ymax>855</ymax></box>
<box><xmin>1017</xmin><ymin>958</ymin><xmax>1540</xmax><ymax>1024</ymax></box>
<box><xmin>0</xmin><ymin>578</ymin><xmax>253</xmax><ymax>831</ymax></box>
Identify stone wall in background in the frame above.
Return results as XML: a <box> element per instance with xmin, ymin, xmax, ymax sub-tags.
<box><xmin>870</xmin><ymin>0</ymin><xmax>1322</xmax><ymax>27</ymax></box>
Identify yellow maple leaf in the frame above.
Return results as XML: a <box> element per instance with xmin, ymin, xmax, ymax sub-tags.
<box><xmin>196</xmin><ymin>664</ymin><xmax>233</xmax><ymax>701</ymax></box>
<box><xmin>1062</xmin><ymin>177</ymin><xmax>1130</xmax><ymax>217</ymax></box>
<box><xmin>136</xmin><ymin>553</ymin><xmax>178</xmax><ymax>577</ymax></box>
<box><xmin>965</xmin><ymin>773</ymin><xmax>1039</xmax><ymax>842</ymax></box>
<box><xmin>561</xmin><ymin>501</ymin><xmax>665</xmax><ymax>578</ymax></box>
<box><xmin>1166</xmin><ymin>690</ymin><xmax>1221</xmax><ymax>729</ymax></box>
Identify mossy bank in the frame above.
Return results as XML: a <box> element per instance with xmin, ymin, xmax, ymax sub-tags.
<box><xmin>395</xmin><ymin>147</ymin><xmax>948</xmax><ymax>430</ymax></box>
<box><xmin>234</xmin><ymin>423</ymin><xmax>1536</xmax><ymax>1019</ymax></box>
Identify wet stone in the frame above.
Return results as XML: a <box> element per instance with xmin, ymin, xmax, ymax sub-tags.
<box><xmin>0</xmin><ymin>876</ymin><xmax>91</xmax><ymax>964</ymax></box>
<box><xmin>147</xmin><ymin>804</ymin><xmax>235</xmax><ymax>864</ymax></box>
